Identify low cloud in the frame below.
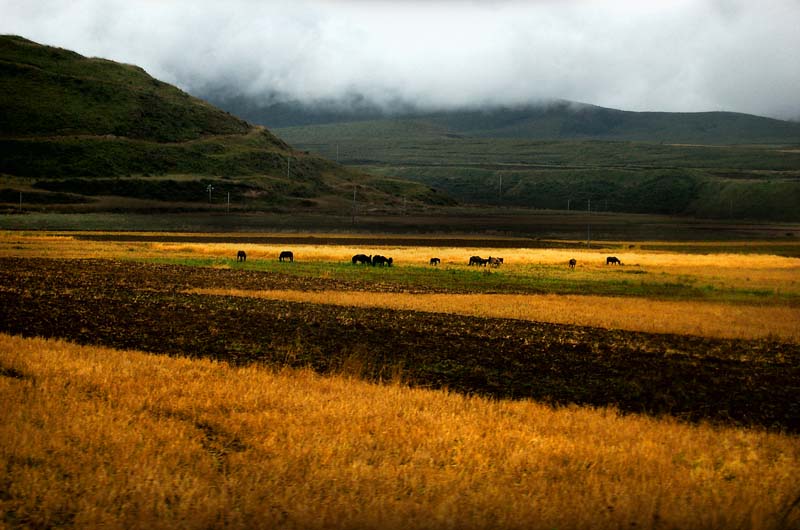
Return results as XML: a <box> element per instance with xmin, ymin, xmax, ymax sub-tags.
<box><xmin>2</xmin><ymin>0</ymin><xmax>799</xmax><ymax>119</ymax></box>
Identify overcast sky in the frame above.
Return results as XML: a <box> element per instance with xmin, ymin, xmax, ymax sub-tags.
<box><xmin>2</xmin><ymin>0</ymin><xmax>799</xmax><ymax>119</ymax></box>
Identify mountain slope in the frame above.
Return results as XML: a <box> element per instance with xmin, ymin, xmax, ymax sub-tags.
<box><xmin>205</xmin><ymin>96</ymin><xmax>800</xmax><ymax>145</ymax></box>
<box><xmin>422</xmin><ymin>102</ymin><xmax>800</xmax><ymax>144</ymax></box>
<box><xmin>0</xmin><ymin>36</ymin><xmax>451</xmax><ymax>214</ymax></box>
<box><xmin>0</xmin><ymin>35</ymin><xmax>252</xmax><ymax>142</ymax></box>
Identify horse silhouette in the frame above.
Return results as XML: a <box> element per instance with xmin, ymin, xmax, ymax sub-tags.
<box><xmin>469</xmin><ymin>256</ymin><xmax>489</xmax><ymax>266</ymax></box>
<box><xmin>236</xmin><ymin>250</ymin><xmax>246</xmax><ymax>262</ymax></box>
<box><xmin>352</xmin><ymin>254</ymin><xmax>371</xmax><ymax>265</ymax></box>
<box><xmin>279</xmin><ymin>250</ymin><xmax>294</xmax><ymax>262</ymax></box>
<box><xmin>372</xmin><ymin>255</ymin><xmax>393</xmax><ymax>267</ymax></box>
<box><xmin>568</xmin><ymin>258</ymin><xmax>576</xmax><ymax>269</ymax></box>
<box><xmin>430</xmin><ymin>257</ymin><xmax>441</xmax><ymax>266</ymax></box>
<box><xmin>606</xmin><ymin>256</ymin><xmax>622</xmax><ymax>265</ymax></box>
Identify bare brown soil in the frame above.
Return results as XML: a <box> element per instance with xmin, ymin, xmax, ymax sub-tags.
<box><xmin>1</xmin><ymin>257</ymin><xmax>798</xmax><ymax>432</ymax></box>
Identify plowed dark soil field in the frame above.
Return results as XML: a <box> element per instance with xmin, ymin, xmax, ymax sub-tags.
<box><xmin>1</xmin><ymin>257</ymin><xmax>798</xmax><ymax>432</ymax></box>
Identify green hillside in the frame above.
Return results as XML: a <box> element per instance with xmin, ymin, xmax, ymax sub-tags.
<box><xmin>276</xmin><ymin>120</ymin><xmax>800</xmax><ymax>221</ymax></box>
<box><xmin>0</xmin><ymin>36</ymin><xmax>450</xmax><ymax>214</ymax></box>
<box><xmin>211</xmin><ymin>97</ymin><xmax>800</xmax><ymax>145</ymax></box>
<box><xmin>0</xmin><ymin>35</ymin><xmax>252</xmax><ymax>141</ymax></box>
<box><xmin>421</xmin><ymin>102</ymin><xmax>800</xmax><ymax>144</ymax></box>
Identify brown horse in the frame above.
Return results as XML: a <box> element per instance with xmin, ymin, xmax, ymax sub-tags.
<box><xmin>430</xmin><ymin>257</ymin><xmax>441</xmax><ymax>266</ymax></box>
<box><xmin>352</xmin><ymin>254</ymin><xmax>371</xmax><ymax>265</ymax></box>
<box><xmin>372</xmin><ymin>255</ymin><xmax>393</xmax><ymax>267</ymax></box>
<box><xmin>236</xmin><ymin>250</ymin><xmax>246</xmax><ymax>262</ymax></box>
<box><xmin>606</xmin><ymin>256</ymin><xmax>622</xmax><ymax>265</ymax></box>
<box><xmin>279</xmin><ymin>250</ymin><xmax>294</xmax><ymax>262</ymax></box>
<box><xmin>568</xmin><ymin>258</ymin><xmax>576</xmax><ymax>269</ymax></box>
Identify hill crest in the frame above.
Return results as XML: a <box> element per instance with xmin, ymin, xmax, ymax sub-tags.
<box><xmin>204</xmin><ymin>94</ymin><xmax>800</xmax><ymax>145</ymax></box>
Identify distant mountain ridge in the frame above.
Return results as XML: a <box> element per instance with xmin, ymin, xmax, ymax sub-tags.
<box><xmin>205</xmin><ymin>95</ymin><xmax>800</xmax><ymax>145</ymax></box>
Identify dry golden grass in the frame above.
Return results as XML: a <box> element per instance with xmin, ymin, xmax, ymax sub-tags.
<box><xmin>190</xmin><ymin>288</ymin><xmax>800</xmax><ymax>342</ymax></box>
<box><xmin>2</xmin><ymin>333</ymin><xmax>799</xmax><ymax>529</ymax></box>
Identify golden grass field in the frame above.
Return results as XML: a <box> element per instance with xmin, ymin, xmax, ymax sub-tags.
<box><xmin>2</xmin><ymin>230</ymin><xmax>800</xmax><ymax>528</ymax></box>
<box><xmin>2</xmin><ymin>334</ymin><xmax>799</xmax><ymax>529</ymax></box>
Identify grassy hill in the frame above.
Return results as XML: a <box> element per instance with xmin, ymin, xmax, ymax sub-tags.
<box><xmin>210</xmin><ymin>97</ymin><xmax>800</xmax><ymax>145</ymax></box>
<box><xmin>420</xmin><ymin>103</ymin><xmax>800</xmax><ymax>144</ymax></box>
<box><xmin>272</xmin><ymin>113</ymin><xmax>800</xmax><ymax>221</ymax></box>
<box><xmin>0</xmin><ymin>36</ymin><xmax>452</xmax><ymax>215</ymax></box>
<box><xmin>199</xmin><ymin>94</ymin><xmax>800</xmax><ymax>222</ymax></box>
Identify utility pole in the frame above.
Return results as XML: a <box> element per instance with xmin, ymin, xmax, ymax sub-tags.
<box><xmin>587</xmin><ymin>199</ymin><xmax>591</xmax><ymax>248</ymax></box>
<box><xmin>352</xmin><ymin>184</ymin><xmax>357</xmax><ymax>225</ymax></box>
<box><xmin>206</xmin><ymin>184</ymin><xmax>214</xmax><ymax>203</ymax></box>
<box><xmin>499</xmin><ymin>174</ymin><xmax>503</xmax><ymax>202</ymax></box>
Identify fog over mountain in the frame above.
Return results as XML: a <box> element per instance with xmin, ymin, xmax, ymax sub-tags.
<box><xmin>2</xmin><ymin>0</ymin><xmax>799</xmax><ymax>120</ymax></box>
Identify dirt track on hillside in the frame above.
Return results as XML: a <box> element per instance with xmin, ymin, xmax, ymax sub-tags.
<box><xmin>1</xmin><ymin>257</ymin><xmax>798</xmax><ymax>431</ymax></box>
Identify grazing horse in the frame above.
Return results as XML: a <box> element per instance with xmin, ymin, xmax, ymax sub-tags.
<box><xmin>606</xmin><ymin>256</ymin><xmax>622</xmax><ymax>266</ymax></box>
<box><xmin>468</xmin><ymin>256</ymin><xmax>484</xmax><ymax>266</ymax></box>
<box><xmin>489</xmin><ymin>257</ymin><xmax>504</xmax><ymax>267</ymax></box>
<box><xmin>568</xmin><ymin>258</ymin><xmax>576</xmax><ymax>269</ymax></box>
<box><xmin>372</xmin><ymin>255</ymin><xmax>393</xmax><ymax>267</ymax></box>
<box><xmin>352</xmin><ymin>254</ymin><xmax>371</xmax><ymax>265</ymax></box>
<box><xmin>279</xmin><ymin>250</ymin><xmax>294</xmax><ymax>262</ymax></box>
<box><xmin>430</xmin><ymin>257</ymin><xmax>441</xmax><ymax>266</ymax></box>
<box><xmin>236</xmin><ymin>250</ymin><xmax>247</xmax><ymax>262</ymax></box>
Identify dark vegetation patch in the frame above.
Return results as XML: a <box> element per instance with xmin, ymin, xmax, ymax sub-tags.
<box><xmin>0</xmin><ymin>188</ymin><xmax>90</xmax><ymax>204</ymax></box>
<box><xmin>1</xmin><ymin>257</ymin><xmax>797</xmax><ymax>432</ymax></box>
<box><xmin>33</xmin><ymin>178</ymin><xmax>263</xmax><ymax>203</ymax></box>
<box><xmin>0</xmin><ymin>365</ymin><xmax>27</xmax><ymax>380</ymax></box>
<box><xmin>0</xmin><ymin>135</ymin><xmax>291</xmax><ymax>179</ymax></box>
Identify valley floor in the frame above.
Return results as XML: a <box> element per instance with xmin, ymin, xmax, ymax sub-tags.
<box><xmin>1</xmin><ymin>230</ymin><xmax>799</xmax><ymax>528</ymax></box>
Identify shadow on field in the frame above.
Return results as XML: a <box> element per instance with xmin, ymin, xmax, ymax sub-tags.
<box><xmin>1</xmin><ymin>258</ymin><xmax>798</xmax><ymax>432</ymax></box>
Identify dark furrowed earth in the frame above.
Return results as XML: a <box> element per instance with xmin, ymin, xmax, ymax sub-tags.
<box><xmin>1</xmin><ymin>257</ymin><xmax>799</xmax><ymax>432</ymax></box>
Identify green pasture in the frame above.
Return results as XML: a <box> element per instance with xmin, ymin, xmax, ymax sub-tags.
<box><xmin>138</xmin><ymin>256</ymin><xmax>798</xmax><ymax>306</ymax></box>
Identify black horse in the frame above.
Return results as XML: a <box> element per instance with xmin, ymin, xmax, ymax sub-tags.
<box><xmin>606</xmin><ymin>256</ymin><xmax>622</xmax><ymax>265</ymax></box>
<box><xmin>236</xmin><ymin>250</ymin><xmax>247</xmax><ymax>262</ymax></box>
<box><xmin>372</xmin><ymin>255</ymin><xmax>393</xmax><ymax>267</ymax></box>
<box><xmin>352</xmin><ymin>254</ymin><xmax>372</xmax><ymax>265</ymax></box>
<box><xmin>429</xmin><ymin>257</ymin><xmax>441</xmax><ymax>266</ymax></box>
<box><xmin>279</xmin><ymin>250</ymin><xmax>294</xmax><ymax>262</ymax></box>
<box><xmin>468</xmin><ymin>256</ymin><xmax>483</xmax><ymax>266</ymax></box>
<box><xmin>568</xmin><ymin>258</ymin><xmax>577</xmax><ymax>269</ymax></box>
